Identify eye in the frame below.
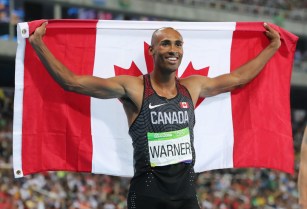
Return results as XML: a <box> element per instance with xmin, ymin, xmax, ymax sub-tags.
<box><xmin>161</xmin><ymin>41</ymin><xmax>170</xmax><ymax>46</ymax></box>
<box><xmin>175</xmin><ymin>41</ymin><xmax>183</xmax><ymax>47</ymax></box>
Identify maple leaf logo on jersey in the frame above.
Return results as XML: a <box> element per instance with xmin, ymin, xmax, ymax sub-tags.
<box><xmin>114</xmin><ymin>42</ymin><xmax>210</xmax><ymax>108</ymax></box>
<box><xmin>179</xmin><ymin>102</ymin><xmax>189</xmax><ymax>109</ymax></box>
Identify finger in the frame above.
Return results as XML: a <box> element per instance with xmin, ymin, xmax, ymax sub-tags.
<box><xmin>265</xmin><ymin>23</ymin><xmax>279</xmax><ymax>36</ymax></box>
<box><xmin>40</xmin><ymin>21</ymin><xmax>47</xmax><ymax>30</ymax></box>
<box><xmin>43</xmin><ymin>22</ymin><xmax>47</xmax><ymax>33</ymax></box>
<box><xmin>42</xmin><ymin>21</ymin><xmax>48</xmax><ymax>28</ymax></box>
<box><xmin>263</xmin><ymin>23</ymin><xmax>280</xmax><ymax>37</ymax></box>
<box><xmin>38</xmin><ymin>22</ymin><xmax>48</xmax><ymax>35</ymax></box>
<box><xmin>263</xmin><ymin>22</ymin><xmax>272</xmax><ymax>31</ymax></box>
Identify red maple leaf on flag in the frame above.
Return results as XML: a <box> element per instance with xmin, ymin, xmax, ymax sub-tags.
<box><xmin>114</xmin><ymin>42</ymin><xmax>210</xmax><ymax>108</ymax></box>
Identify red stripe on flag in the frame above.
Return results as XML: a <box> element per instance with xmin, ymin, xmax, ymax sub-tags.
<box><xmin>231</xmin><ymin>22</ymin><xmax>295</xmax><ymax>173</ymax></box>
<box><xmin>22</xmin><ymin>20</ymin><xmax>98</xmax><ymax>175</ymax></box>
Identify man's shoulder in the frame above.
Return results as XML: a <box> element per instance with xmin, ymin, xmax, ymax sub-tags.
<box><xmin>179</xmin><ymin>75</ymin><xmax>208</xmax><ymax>85</ymax></box>
<box><xmin>116</xmin><ymin>75</ymin><xmax>144</xmax><ymax>91</ymax></box>
<box><xmin>115</xmin><ymin>74</ymin><xmax>144</xmax><ymax>82</ymax></box>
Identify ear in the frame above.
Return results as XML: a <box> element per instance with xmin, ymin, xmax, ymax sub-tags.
<box><xmin>148</xmin><ymin>45</ymin><xmax>154</xmax><ymax>56</ymax></box>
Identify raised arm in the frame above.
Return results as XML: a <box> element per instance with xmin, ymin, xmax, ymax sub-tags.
<box><xmin>182</xmin><ymin>23</ymin><xmax>281</xmax><ymax>103</ymax></box>
<box><xmin>28</xmin><ymin>22</ymin><xmax>140</xmax><ymax>100</ymax></box>
<box><xmin>299</xmin><ymin>125</ymin><xmax>307</xmax><ymax>209</ymax></box>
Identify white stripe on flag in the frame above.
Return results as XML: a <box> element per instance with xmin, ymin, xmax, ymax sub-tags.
<box><xmin>188</xmin><ymin>24</ymin><xmax>236</xmax><ymax>172</ymax></box>
<box><xmin>13</xmin><ymin>23</ymin><xmax>28</xmax><ymax>178</ymax></box>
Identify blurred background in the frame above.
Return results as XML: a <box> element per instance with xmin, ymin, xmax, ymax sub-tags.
<box><xmin>0</xmin><ymin>0</ymin><xmax>307</xmax><ymax>208</ymax></box>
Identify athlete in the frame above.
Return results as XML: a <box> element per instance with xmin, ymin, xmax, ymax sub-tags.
<box><xmin>29</xmin><ymin>22</ymin><xmax>281</xmax><ymax>209</ymax></box>
<box><xmin>299</xmin><ymin>125</ymin><xmax>307</xmax><ymax>209</ymax></box>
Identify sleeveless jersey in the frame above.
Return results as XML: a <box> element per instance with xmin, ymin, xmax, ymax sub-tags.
<box><xmin>128</xmin><ymin>74</ymin><xmax>196</xmax><ymax>200</ymax></box>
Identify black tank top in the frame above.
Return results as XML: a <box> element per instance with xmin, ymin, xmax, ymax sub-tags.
<box><xmin>128</xmin><ymin>74</ymin><xmax>196</xmax><ymax>200</ymax></box>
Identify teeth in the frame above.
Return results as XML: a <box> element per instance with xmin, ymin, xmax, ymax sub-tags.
<box><xmin>168</xmin><ymin>57</ymin><xmax>177</xmax><ymax>61</ymax></box>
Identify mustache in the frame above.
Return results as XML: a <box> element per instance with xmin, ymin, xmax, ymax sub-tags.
<box><xmin>167</xmin><ymin>52</ymin><xmax>180</xmax><ymax>56</ymax></box>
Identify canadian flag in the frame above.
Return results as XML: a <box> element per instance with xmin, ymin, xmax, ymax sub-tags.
<box><xmin>180</xmin><ymin>102</ymin><xmax>189</xmax><ymax>109</ymax></box>
<box><xmin>13</xmin><ymin>20</ymin><xmax>297</xmax><ymax>178</ymax></box>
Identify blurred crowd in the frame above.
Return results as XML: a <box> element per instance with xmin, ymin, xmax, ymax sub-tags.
<box><xmin>147</xmin><ymin>0</ymin><xmax>307</xmax><ymax>21</ymax></box>
<box><xmin>0</xmin><ymin>86</ymin><xmax>306</xmax><ymax>209</ymax></box>
<box><xmin>151</xmin><ymin>0</ymin><xmax>307</xmax><ymax>9</ymax></box>
<box><xmin>229</xmin><ymin>0</ymin><xmax>307</xmax><ymax>10</ymax></box>
<box><xmin>294</xmin><ymin>49</ymin><xmax>307</xmax><ymax>73</ymax></box>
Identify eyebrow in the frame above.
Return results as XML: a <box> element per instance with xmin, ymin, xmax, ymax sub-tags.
<box><xmin>160</xmin><ymin>40</ymin><xmax>183</xmax><ymax>44</ymax></box>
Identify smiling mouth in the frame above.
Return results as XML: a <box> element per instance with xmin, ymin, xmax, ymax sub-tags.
<box><xmin>166</xmin><ymin>57</ymin><xmax>179</xmax><ymax>64</ymax></box>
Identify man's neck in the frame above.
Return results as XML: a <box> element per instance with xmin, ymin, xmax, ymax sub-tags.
<box><xmin>150</xmin><ymin>70</ymin><xmax>176</xmax><ymax>86</ymax></box>
<box><xmin>150</xmin><ymin>70</ymin><xmax>177</xmax><ymax>99</ymax></box>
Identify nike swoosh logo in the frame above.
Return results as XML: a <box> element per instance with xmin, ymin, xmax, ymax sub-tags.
<box><xmin>149</xmin><ymin>103</ymin><xmax>167</xmax><ymax>109</ymax></box>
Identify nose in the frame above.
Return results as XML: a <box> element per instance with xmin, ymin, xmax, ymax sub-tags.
<box><xmin>168</xmin><ymin>44</ymin><xmax>180</xmax><ymax>55</ymax></box>
<box><xmin>168</xmin><ymin>51</ymin><xmax>179</xmax><ymax>57</ymax></box>
<box><xmin>169</xmin><ymin>43</ymin><xmax>177</xmax><ymax>52</ymax></box>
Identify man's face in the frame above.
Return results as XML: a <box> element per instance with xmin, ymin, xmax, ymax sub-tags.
<box><xmin>150</xmin><ymin>28</ymin><xmax>183</xmax><ymax>73</ymax></box>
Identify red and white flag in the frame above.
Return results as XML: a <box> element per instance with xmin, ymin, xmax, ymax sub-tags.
<box><xmin>13</xmin><ymin>20</ymin><xmax>297</xmax><ymax>178</ymax></box>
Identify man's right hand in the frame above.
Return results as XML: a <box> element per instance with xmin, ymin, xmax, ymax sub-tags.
<box><xmin>29</xmin><ymin>21</ymin><xmax>48</xmax><ymax>45</ymax></box>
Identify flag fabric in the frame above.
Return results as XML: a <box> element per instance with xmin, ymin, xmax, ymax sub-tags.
<box><xmin>13</xmin><ymin>19</ymin><xmax>298</xmax><ymax>178</ymax></box>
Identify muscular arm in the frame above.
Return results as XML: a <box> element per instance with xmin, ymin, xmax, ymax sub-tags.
<box><xmin>182</xmin><ymin>23</ymin><xmax>281</xmax><ymax>104</ymax></box>
<box><xmin>299</xmin><ymin>126</ymin><xmax>307</xmax><ymax>208</ymax></box>
<box><xmin>29</xmin><ymin>22</ymin><xmax>139</xmax><ymax>100</ymax></box>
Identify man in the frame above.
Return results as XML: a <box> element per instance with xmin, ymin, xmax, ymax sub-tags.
<box><xmin>299</xmin><ymin>125</ymin><xmax>307</xmax><ymax>209</ymax></box>
<box><xmin>29</xmin><ymin>22</ymin><xmax>280</xmax><ymax>209</ymax></box>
